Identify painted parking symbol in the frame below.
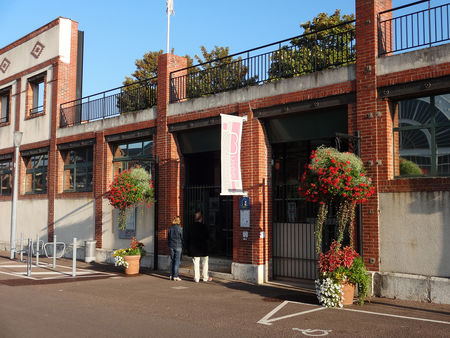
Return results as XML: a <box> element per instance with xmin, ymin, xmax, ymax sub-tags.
<box><xmin>292</xmin><ymin>328</ymin><xmax>332</xmax><ymax>336</ymax></box>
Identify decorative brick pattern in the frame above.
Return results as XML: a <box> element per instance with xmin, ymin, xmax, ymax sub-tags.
<box><xmin>30</xmin><ymin>41</ymin><xmax>45</xmax><ymax>59</ymax></box>
<box><xmin>0</xmin><ymin>58</ymin><xmax>10</xmax><ymax>74</ymax></box>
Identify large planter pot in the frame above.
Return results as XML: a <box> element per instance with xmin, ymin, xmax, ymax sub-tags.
<box><xmin>341</xmin><ymin>282</ymin><xmax>355</xmax><ymax>305</ymax></box>
<box><xmin>123</xmin><ymin>255</ymin><xmax>141</xmax><ymax>275</ymax></box>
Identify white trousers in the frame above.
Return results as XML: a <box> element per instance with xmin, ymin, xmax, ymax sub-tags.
<box><xmin>192</xmin><ymin>256</ymin><xmax>209</xmax><ymax>282</ymax></box>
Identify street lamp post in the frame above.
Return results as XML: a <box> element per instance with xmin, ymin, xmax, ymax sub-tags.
<box><xmin>10</xmin><ymin>131</ymin><xmax>23</xmax><ymax>260</ymax></box>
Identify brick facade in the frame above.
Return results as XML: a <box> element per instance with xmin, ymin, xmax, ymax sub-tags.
<box><xmin>2</xmin><ymin>2</ymin><xmax>450</xmax><ymax>285</ymax></box>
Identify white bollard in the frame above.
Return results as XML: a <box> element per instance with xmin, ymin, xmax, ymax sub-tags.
<box><xmin>26</xmin><ymin>239</ymin><xmax>32</xmax><ymax>277</ymax></box>
<box><xmin>53</xmin><ymin>235</ymin><xmax>56</xmax><ymax>268</ymax></box>
<box><xmin>35</xmin><ymin>234</ymin><xmax>39</xmax><ymax>267</ymax></box>
<box><xmin>72</xmin><ymin>237</ymin><xmax>77</xmax><ymax>277</ymax></box>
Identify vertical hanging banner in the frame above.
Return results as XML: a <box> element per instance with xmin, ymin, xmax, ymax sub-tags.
<box><xmin>221</xmin><ymin>114</ymin><xmax>245</xmax><ymax>195</ymax></box>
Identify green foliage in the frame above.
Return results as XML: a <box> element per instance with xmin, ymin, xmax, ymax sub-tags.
<box><xmin>399</xmin><ymin>157</ymin><xmax>424</xmax><ymax>176</ymax></box>
<box><xmin>185</xmin><ymin>46</ymin><xmax>257</xmax><ymax>98</ymax></box>
<box><xmin>268</xmin><ymin>10</ymin><xmax>355</xmax><ymax>80</ymax></box>
<box><xmin>348</xmin><ymin>256</ymin><xmax>371</xmax><ymax>305</ymax></box>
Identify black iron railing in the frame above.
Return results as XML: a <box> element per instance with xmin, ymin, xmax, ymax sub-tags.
<box><xmin>30</xmin><ymin>105</ymin><xmax>44</xmax><ymax>115</ymax></box>
<box><xmin>378</xmin><ymin>0</ymin><xmax>450</xmax><ymax>55</ymax></box>
<box><xmin>170</xmin><ymin>21</ymin><xmax>355</xmax><ymax>103</ymax></box>
<box><xmin>60</xmin><ymin>78</ymin><xmax>157</xmax><ymax>128</ymax></box>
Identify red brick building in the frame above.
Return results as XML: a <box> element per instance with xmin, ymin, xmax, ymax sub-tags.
<box><xmin>1</xmin><ymin>1</ymin><xmax>449</xmax><ymax>303</ymax></box>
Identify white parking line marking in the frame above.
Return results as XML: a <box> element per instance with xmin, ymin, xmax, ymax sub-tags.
<box><xmin>341</xmin><ymin>308</ymin><xmax>450</xmax><ymax>325</ymax></box>
<box><xmin>258</xmin><ymin>300</ymin><xmax>450</xmax><ymax>327</ymax></box>
<box><xmin>0</xmin><ymin>270</ymin><xmax>37</xmax><ymax>280</ymax></box>
<box><xmin>0</xmin><ymin>261</ymin><xmax>118</xmax><ymax>280</ymax></box>
<box><xmin>257</xmin><ymin>301</ymin><xmax>325</xmax><ymax>326</ymax></box>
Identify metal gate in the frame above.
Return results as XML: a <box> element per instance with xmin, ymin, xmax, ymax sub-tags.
<box><xmin>272</xmin><ymin>184</ymin><xmax>339</xmax><ymax>281</ymax></box>
<box><xmin>183</xmin><ymin>186</ymin><xmax>233</xmax><ymax>258</ymax></box>
<box><xmin>272</xmin><ymin>184</ymin><xmax>317</xmax><ymax>280</ymax></box>
<box><xmin>273</xmin><ymin>222</ymin><xmax>317</xmax><ymax>280</ymax></box>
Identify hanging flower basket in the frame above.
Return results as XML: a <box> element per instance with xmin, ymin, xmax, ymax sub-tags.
<box><xmin>108</xmin><ymin>167</ymin><xmax>154</xmax><ymax>230</ymax></box>
<box><xmin>299</xmin><ymin>146</ymin><xmax>375</xmax><ymax>254</ymax></box>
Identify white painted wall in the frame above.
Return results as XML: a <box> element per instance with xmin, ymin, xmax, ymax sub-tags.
<box><xmin>56</xmin><ymin>107</ymin><xmax>157</xmax><ymax>139</ymax></box>
<box><xmin>16</xmin><ymin>199</ymin><xmax>48</xmax><ymax>244</ymax></box>
<box><xmin>102</xmin><ymin>199</ymin><xmax>155</xmax><ymax>254</ymax></box>
<box><xmin>0</xmin><ymin>18</ymin><xmax>72</xmax><ymax>82</ymax></box>
<box><xmin>379</xmin><ymin>191</ymin><xmax>450</xmax><ymax>277</ymax></box>
<box><xmin>54</xmin><ymin>198</ymin><xmax>95</xmax><ymax>246</ymax></box>
<box><xmin>0</xmin><ymin>201</ymin><xmax>12</xmax><ymax>244</ymax></box>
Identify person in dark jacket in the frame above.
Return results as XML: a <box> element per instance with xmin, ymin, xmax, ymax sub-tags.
<box><xmin>187</xmin><ymin>211</ymin><xmax>212</xmax><ymax>283</ymax></box>
<box><xmin>168</xmin><ymin>216</ymin><xmax>183</xmax><ymax>281</ymax></box>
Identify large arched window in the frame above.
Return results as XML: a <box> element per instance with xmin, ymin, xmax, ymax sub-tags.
<box><xmin>394</xmin><ymin>94</ymin><xmax>450</xmax><ymax>176</ymax></box>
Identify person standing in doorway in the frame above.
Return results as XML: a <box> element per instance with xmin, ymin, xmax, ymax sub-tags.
<box><xmin>187</xmin><ymin>210</ymin><xmax>212</xmax><ymax>283</ymax></box>
<box><xmin>168</xmin><ymin>216</ymin><xmax>183</xmax><ymax>281</ymax></box>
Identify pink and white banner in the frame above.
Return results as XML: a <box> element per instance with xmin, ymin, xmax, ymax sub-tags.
<box><xmin>221</xmin><ymin>114</ymin><xmax>244</xmax><ymax>195</ymax></box>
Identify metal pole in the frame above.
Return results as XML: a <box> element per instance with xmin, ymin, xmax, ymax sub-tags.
<box><xmin>53</xmin><ymin>235</ymin><xmax>56</xmax><ymax>268</ymax></box>
<box><xmin>166</xmin><ymin>9</ymin><xmax>171</xmax><ymax>53</ymax></box>
<box><xmin>36</xmin><ymin>234</ymin><xmax>39</xmax><ymax>267</ymax></box>
<box><xmin>20</xmin><ymin>233</ymin><xmax>23</xmax><ymax>262</ymax></box>
<box><xmin>26</xmin><ymin>239</ymin><xmax>32</xmax><ymax>277</ymax></box>
<box><xmin>9</xmin><ymin>142</ymin><xmax>20</xmax><ymax>260</ymax></box>
<box><xmin>72</xmin><ymin>237</ymin><xmax>77</xmax><ymax>277</ymax></box>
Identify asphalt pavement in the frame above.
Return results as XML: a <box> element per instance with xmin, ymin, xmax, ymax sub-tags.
<box><xmin>0</xmin><ymin>253</ymin><xmax>449</xmax><ymax>337</ymax></box>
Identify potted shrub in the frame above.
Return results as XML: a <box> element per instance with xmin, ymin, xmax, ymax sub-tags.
<box><xmin>299</xmin><ymin>146</ymin><xmax>374</xmax><ymax>306</ymax></box>
<box><xmin>108</xmin><ymin>166</ymin><xmax>154</xmax><ymax>230</ymax></box>
<box><xmin>113</xmin><ymin>237</ymin><xmax>146</xmax><ymax>275</ymax></box>
<box><xmin>316</xmin><ymin>240</ymin><xmax>370</xmax><ymax>307</ymax></box>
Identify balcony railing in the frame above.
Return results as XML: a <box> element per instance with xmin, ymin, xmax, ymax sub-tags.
<box><xmin>378</xmin><ymin>0</ymin><xmax>450</xmax><ymax>55</ymax></box>
<box><xmin>60</xmin><ymin>78</ymin><xmax>157</xmax><ymax>128</ymax></box>
<box><xmin>170</xmin><ymin>21</ymin><xmax>355</xmax><ymax>103</ymax></box>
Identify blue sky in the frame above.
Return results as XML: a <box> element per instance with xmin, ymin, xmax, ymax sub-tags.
<box><xmin>0</xmin><ymin>0</ymin><xmax>443</xmax><ymax>96</ymax></box>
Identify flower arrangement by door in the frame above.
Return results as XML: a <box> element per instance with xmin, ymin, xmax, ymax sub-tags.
<box><xmin>108</xmin><ymin>166</ymin><xmax>154</xmax><ymax>230</ymax></box>
<box><xmin>299</xmin><ymin>146</ymin><xmax>374</xmax><ymax>307</ymax></box>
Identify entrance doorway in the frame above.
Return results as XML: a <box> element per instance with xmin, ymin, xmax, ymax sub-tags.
<box><xmin>183</xmin><ymin>151</ymin><xmax>233</xmax><ymax>258</ymax></box>
<box><xmin>264</xmin><ymin>107</ymin><xmax>349</xmax><ymax>281</ymax></box>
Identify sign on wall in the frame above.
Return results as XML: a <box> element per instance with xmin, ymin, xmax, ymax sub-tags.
<box><xmin>220</xmin><ymin>114</ymin><xmax>245</xmax><ymax>195</ymax></box>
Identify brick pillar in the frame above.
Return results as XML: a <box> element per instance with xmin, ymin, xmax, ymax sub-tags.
<box><xmin>94</xmin><ymin>131</ymin><xmax>105</xmax><ymax>248</ymax></box>
<box><xmin>48</xmin><ymin>19</ymin><xmax>79</xmax><ymax>242</ymax></box>
<box><xmin>156</xmin><ymin>54</ymin><xmax>187</xmax><ymax>257</ymax></box>
<box><xmin>233</xmin><ymin>104</ymin><xmax>270</xmax><ymax>283</ymax></box>
<box><xmin>47</xmin><ymin>62</ymin><xmax>59</xmax><ymax>241</ymax></box>
<box><xmin>355</xmin><ymin>0</ymin><xmax>392</xmax><ymax>270</ymax></box>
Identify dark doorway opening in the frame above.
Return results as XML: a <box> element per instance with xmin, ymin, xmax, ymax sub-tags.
<box><xmin>182</xmin><ymin>150</ymin><xmax>233</xmax><ymax>259</ymax></box>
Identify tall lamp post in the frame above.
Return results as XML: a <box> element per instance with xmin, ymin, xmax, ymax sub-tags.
<box><xmin>10</xmin><ymin>131</ymin><xmax>23</xmax><ymax>260</ymax></box>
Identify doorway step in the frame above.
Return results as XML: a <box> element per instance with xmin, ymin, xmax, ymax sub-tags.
<box><xmin>179</xmin><ymin>256</ymin><xmax>233</xmax><ymax>281</ymax></box>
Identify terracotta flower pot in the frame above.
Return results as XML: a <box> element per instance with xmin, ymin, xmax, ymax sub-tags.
<box><xmin>123</xmin><ymin>255</ymin><xmax>141</xmax><ymax>275</ymax></box>
<box><xmin>341</xmin><ymin>282</ymin><xmax>355</xmax><ymax>305</ymax></box>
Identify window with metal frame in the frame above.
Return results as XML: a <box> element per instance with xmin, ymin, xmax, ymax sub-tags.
<box><xmin>28</xmin><ymin>74</ymin><xmax>45</xmax><ymax>116</ymax></box>
<box><xmin>0</xmin><ymin>159</ymin><xmax>12</xmax><ymax>196</ymax></box>
<box><xmin>0</xmin><ymin>87</ymin><xmax>11</xmax><ymax>123</ymax></box>
<box><xmin>25</xmin><ymin>153</ymin><xmax>48</xmax><ymax>194</ymax></box>
<box><xmin>394</xmin><ymin>94</ymin><xmax>450</xmax><ymax>177</ymax></box>
<box><xmin>112</xmin><ymin>139</ymin><xmax>153</xmax><ymax>175</ymax></box>
<box><xmin>111</xmin><ymin>138</ymin><xmax>153</xmax><ymax>239</ymax></box>
<box><xmin>62</xmin><ymin>147</ymin><xmax>93</xmax><ymax>192</ymax></box>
